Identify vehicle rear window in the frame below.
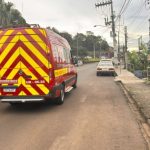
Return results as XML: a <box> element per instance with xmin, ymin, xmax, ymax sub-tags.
<box><xmin>99</xmin><ymin>61</ymin><xmax>113</xmax><ymax>66</ymax></box>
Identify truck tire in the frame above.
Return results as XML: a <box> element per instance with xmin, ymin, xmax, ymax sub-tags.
<box><xmin>55</xmin><ymin>85</ymin><xmax>65</xmax><ymax>105</ymax></box>
<box><xmin>72</xmin><ymin>77</ymin><xmax>77</xmax><ymax>88</ymax></box>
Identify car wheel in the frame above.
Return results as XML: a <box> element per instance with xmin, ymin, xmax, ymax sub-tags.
<box><xmin>72</xmin><ymin>77</ymin><xmax>77</xmax><ymax>88</ymax></box>
<box><xmin>55</xmin><ymin>85</ymin><xmax>65</xmax><ymax>105</ymax></box>
<box><xmin>97</xmin><ymin>72</ymin><xmax>99</xmax><ymax>76</ymax></box>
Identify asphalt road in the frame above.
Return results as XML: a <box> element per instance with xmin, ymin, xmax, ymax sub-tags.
<box><xmin>0</xmin><ymin>63</ymin><xmax>148</xmax><ymax>150</ymax></box>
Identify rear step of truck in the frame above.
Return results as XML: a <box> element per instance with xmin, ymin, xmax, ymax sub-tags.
<box><xmin>1</xmin><ymin>98</ymin><xmax>44</xmax><ymax>103</ymax></box>
<box><xmin>65</xmin><ymin>87</ymin><xmax>73</xmax><ymax>93</ymax></box>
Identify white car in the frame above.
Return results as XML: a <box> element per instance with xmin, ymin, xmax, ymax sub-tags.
<box><xmin>96</xmin><ymin>60</ymin><xmax>115</xmax><ymax>76</ymax></box>
<box><xmin>74</xmin><ymin>60</ymin><xmax>83</xmax><ymax>67</ymax></box>
<box><xmin>77</xmin><ymin>60</ymin><xmax>83</xmax><ymax>66</ymax></box>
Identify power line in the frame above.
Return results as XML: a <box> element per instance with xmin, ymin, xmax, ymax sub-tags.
<box><xmin>127</xmin><ymin>1</ymin><xmax>145</xmax><ymax>26</ymax></box>
<box><xmin>132</xmin><ymin>14</ymin><xmax>150</xmax><ymax>32</ymax></box>
<box><xmin>120</xmin><ymin>0</ymin><xmax>132</xmax><ymax>15</ymax></box>
<box><xmin>95</xmin><ymin>0</ymin><xmax>118</xmax><ymax>64</ymax></box>
<box><xmin>118</xmin><ymin>0</ymin><xmax>128</xmax><ymax>16</ymax></box>
<box><xmin>115</xmin><ymin>0</ymin><xmax>133</xmax><ymax>22</ymax></box>
<box><xmin>115</xmin><ymin>0</ymin><xmax>127</xmax><ymax>22</ymax></box>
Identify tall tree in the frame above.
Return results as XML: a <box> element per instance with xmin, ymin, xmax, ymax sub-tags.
<box><xmin>0</xmin><ymin>0</ymin><xmax>26</xmax><ymax>27</ymax></box>
<box><xmin>60</xmin><ymin>32</ymin><xmax>73</xmax><ymax>45</ymax></box>
<box><xmin>5</xmin><ymin>2</ymin><xmax>13</xmax><ymax>25</ymax></box>
<box><xmin>0</xmin><ymin>0</ymin><xmax>5</xmax><ymax>26</ymax></box>
<box><xmin>10</xmin><ymin>8</ymin><xmax>26</xmax><ymax>25</ymax></box>
<box><xmin>50</xmin><ymin>28</ymin><xmax>110</xmax><ymax>58</ymax></box>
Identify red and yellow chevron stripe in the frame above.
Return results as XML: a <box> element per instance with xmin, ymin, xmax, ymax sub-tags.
<box><xmin>0</xmin><ymin>28</ymin><xmax>51</xmax><ymax>96</ymax></box>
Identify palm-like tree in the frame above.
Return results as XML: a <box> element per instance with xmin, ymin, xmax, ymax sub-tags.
<box><xmin>5</xmin><ymin>2</ymin><xmax>13</xmax><ymax>25</ymax></box>
<box><xmin>0</xmin><ymin>0</ymin><xmax>26</xmax><ymax>27</ymax></box>
<box><xmin>0</xmin><ymin>0</ymin><xmax>5</xmax><ymax>26</ymax></box>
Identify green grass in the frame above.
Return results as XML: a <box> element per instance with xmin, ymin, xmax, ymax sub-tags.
<box><xmin>83</xmin><ymin>58</ymin><xmax>100</xmax><ymax>63</ymax></box>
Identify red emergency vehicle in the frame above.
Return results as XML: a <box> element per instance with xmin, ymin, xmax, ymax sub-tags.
<box><xmin>0</xmin><ymin>25</ymin><xmax>77</xmax><ymax>105</ymax></box>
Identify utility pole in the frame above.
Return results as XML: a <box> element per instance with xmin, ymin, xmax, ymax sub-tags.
<box><xmin>149</xmin><ymin>19</ymin><xmax>150</xmax><ymax>52</ymax></box>
<box><xmin>93</xmin><ymin>43</ymin><xmax>96</xmax><ymax>59</ymax></box>
<box><xmin>118</xmin><ymin>31</ymin><xmax>120</xmax><ymax>62</ymax></box>
<box><xmin>99</xmin><ymin>41</ymin><xmax>101</xmax><ymax>59</ymax></box>
<box><xmin>118</xmin><ymin>15</ymin><xmax>121</xmax><ymax>63</ymax></box>
<box><xmin>123</xmin><ymin>45</ymin><xmax>126</xmax><ymax>69</ymax></box>
<box><xmin>95</xmin><ymin>0</ymin><xmax>118</xmax><ymax>65</ymax></box>
<box><xmin>76</xmin><ymin>33</ymin><xmax>79</xmax><ymax>61</ymax></box>
<box><xmin>124</xmin><ymin>26</ymin><xmax>128</xmax><ymax>69</ymax></box>
<box><xmin>138</xmin><ymin>36</ymin><xmax>143</xmax><ymax>52</ymax></box>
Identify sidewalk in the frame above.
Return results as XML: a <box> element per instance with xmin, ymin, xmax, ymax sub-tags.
<box><xmin>115</xmin><ymin>68</ymin><xmax>150</xmax><ymax>124</ymax></box>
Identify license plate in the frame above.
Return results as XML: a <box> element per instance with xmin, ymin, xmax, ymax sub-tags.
<box><xmin>3</xmin><ymin>88</ymin><xmax>16</xmax><ymax>93</ymax></box>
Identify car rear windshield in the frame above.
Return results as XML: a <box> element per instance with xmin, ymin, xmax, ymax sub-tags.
<box><xmin>99</xmin><ymin>62</ymin><xmax>113</xmax><ymax>66</ymax></box>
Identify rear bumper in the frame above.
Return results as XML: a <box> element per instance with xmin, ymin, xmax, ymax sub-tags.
<box><xmin>0</xmin><ymin>84</ymin><xmax>62</xmax><ymax>103</ymax></box>
<box><xmin>97</xmin><ymin>70</ymin><xmax>115</xmax><ymax>73</ymax></box>
<box><xmin>0</xmin><ymin>96</ymin><xmax>47</xmax><ymax>103</ymax></box>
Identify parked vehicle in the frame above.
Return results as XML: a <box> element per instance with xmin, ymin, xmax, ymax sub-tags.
<box><xmin>75</xmin><ymin>60</ymin><xmax>83</xmax><ymax>66</ymax></box>
<box><xmin>0</xmin><ymin>25</ymin><xmax>77</xmax><ymax>105</ymax></box>
<box><xmin>96</xmin><ymin>60</ymin><xmax>115</xmax><ymax>76</ymax></box>
<box><xmin>73</xmin><ymin>57</ymin><xmax>83</xmax><ymax>67</ymax></box>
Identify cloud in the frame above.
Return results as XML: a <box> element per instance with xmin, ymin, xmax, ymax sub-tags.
<box><xmin>5</xmin><ymin>0</ymin><xmax>150</xmax><ymax>49</ymax></box>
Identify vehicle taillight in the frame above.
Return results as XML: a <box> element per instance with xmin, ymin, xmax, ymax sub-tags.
<box><xmin>109</xmin><ymin>68</ymin><xmax>114</xmax><ymax>70</ymax></box>
<box><xmin>97</xmin><ymin>68</ymin><xmax>102</xmax><ymax>70</ymax></box>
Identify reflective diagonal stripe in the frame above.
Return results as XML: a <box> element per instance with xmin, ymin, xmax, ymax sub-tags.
<box><xmin>20</xmin><ymin>56</ymin><xmax>49</xmax><ymax>86</ymax></box>
<box><xmin>25</xmin><ymin>29</ymin><xmax>47</xmax><ymax>44</ymax></box>
<box><xmin>20</xmin><ymin>49</ymin><xmax>49</xmax><ymax>82</ymax></box>
<box><xmin>37</xmin><ymin>84</ymin><xmax>49</xmax><ymax>94</ymax></box>
<box><xmin>0</xmin><ymin>40</ymin><xmax>19</xmax><ymax>64</ymax></box>
<box><xmin>20</xmin><ymin>30</ymin><xmax>47</xmax><ymax>55</ymax></box>
<box><xmin>1</xmin><ymin>57</ymin><xmax>21</xmax><ymax>79</ymax></box>
<box><xmin>0</xmin><ymin>49</ymin><xmax>20</xmax><ymax>77</ymax></box>
<box><xmin>21</xmin><ymin>63</ymin><xmax>37</xmax><ymax>80</ymax></box>
<box><xmin>17</xmin><ymin>84</ymin><xmax>32</xmax><ymax>96</ymax></box>
<box><xmin>6</xmin><ymin>62</ymin><xmax>20</xmax><ymax>80</ymax></box>
<box><xmin>31</xmin><ymin>28</ymin><xmax>47</xmax><ymax>42</ymax></box>
<box><xmin>39</xmin><ymin>29</ymin><xmax>47</xmax><ymax>37</ymax></box>
<box><xmin>54</xmin><ymin>68</ymin><xmax>68</xmax><ymax>77</ymax></box>
<box><xmin>21</xmin><ymin>78</ymin><xmax>39</xmax><ymax>95</ymax></box>
<box><xmin>19</xmin><ymin>35</ymin><xmax>49</xmax><ymax>68</ymax></box>
<box><xmin>0</xmin><ymin>29</ymin><xmax>14</xmax><ymax>43</ymax></box>
<box><xmin>0</xmin><ymin>28</ymin><xmax>51</xmax><ymax>96</ymax></box>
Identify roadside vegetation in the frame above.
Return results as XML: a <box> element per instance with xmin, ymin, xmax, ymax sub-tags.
<box><xmin>0</xmin><ymin>0</ymin><xmax>26</xmax><ymax>28</ymax></box>
<box><xmin>51</xmin><ymin>27</ymin><xmax>111</xmax><ymax>59</ymax></box>
<box><xmin>0</xmin><ymin>0</ymin><xmax>110</xmax><ymax>61</ymax></box>
<box><xmin>128</xmin><ymin>45</ymin><xmax>149</xmax><ymax>78</ymax></box>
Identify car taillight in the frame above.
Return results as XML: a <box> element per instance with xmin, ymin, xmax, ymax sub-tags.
<box><xmin>97</xmin><ymin>68</ymin><xmax>102</xmax><ymax>70</ymax></box>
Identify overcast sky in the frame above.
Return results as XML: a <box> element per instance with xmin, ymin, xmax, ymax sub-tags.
<box><xmin>5</xmin><ymin>0</ymin><xmax>150</xmax><ymax>50</ymax></box>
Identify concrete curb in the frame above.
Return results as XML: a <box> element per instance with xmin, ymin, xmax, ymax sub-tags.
<box><xmin>118</xmin><ymin>81</ymin><xmax>146</xmax><ymax>121</ymax></box>
<box><xmin>115</xmin><ymin>79</ymin><xmax>150</xmax><ymax>148</ymax></box>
